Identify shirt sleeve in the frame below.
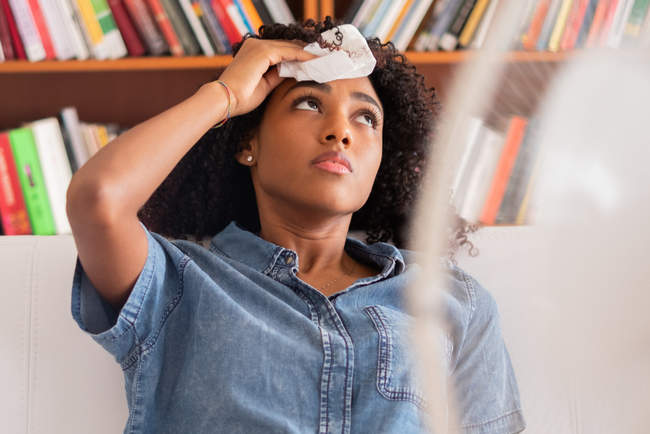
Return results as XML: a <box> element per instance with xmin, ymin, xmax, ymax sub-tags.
<box><xmin>447</xmin><ymin>269</ymin><xmax>526</xmax><ymax>434</ymax></box>
<box><xmin>70</xmin><ymin>224</ymin><xmax>186</xmax><ymax>364</ymax></box>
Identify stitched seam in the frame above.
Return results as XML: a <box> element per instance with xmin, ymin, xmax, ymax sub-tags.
<box><xmin>457</xmin><ymin>408</ymin><xmax>523</xmax><ymax>428</ymax></box>
<box><xmin>460</xmin><ymin>269</ymin><xmax>477</xmax><ymax>324</ymax></box>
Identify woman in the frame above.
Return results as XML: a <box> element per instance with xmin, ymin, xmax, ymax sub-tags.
<box><xmin>67</xmin><ymin>18</ymin><xmax>525</xmax><ymax>434</ymax></box>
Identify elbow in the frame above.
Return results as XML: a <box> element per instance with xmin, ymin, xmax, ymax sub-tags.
<box><xmin>66</xmin><ymin>173</ymin><xmax>124</xmax><ymax>232</ymax></box>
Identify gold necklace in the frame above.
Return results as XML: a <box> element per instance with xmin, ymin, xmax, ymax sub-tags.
<box><xmin>319</xmin><ymin>260</ymin><xmax>357</xmax><ymax>291</ymax></box>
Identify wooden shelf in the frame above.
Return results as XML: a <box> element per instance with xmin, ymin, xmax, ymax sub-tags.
<box><xmin>0</xmin><ymin>51</ymin><xmax>572</xmax><ymax>74</ymax></box>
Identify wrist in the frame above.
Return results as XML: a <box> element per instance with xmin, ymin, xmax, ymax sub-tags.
<box><xmin>199</xmin><ymin>81</ymin><xmax>232</xmax><ymax>127</ymax></box>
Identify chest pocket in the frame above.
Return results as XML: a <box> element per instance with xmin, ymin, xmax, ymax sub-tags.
<box><xmin>365</xmin><ymin>305</ymin><xmax>452</xmax><ymax>413</ymax></box>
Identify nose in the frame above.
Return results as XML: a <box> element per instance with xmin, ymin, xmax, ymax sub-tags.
<box><xmin>320</xmin><ymin>112</ymin><xmax>352</xmax><ymax>147</ymax></box>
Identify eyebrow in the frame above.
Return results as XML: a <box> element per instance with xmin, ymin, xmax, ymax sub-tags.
<box><xmin>284</xmin><ymin>81</ymin><xmax>383</xmax><ymax>115</ymax></box>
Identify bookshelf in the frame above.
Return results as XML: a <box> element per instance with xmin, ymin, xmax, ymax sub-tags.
<box><xmin>0</xmin><ymin>0</ymin><xmax>571</xmax><ymax>130</ymax></box>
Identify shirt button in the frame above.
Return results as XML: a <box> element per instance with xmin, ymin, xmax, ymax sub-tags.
<box><xmin>285</xmin><ymin>256</ymin><xmax>294</xmax><ymax>265</ymax></box>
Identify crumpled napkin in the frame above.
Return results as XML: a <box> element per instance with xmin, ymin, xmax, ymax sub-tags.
<box><xmin>277</xmin><ymin>24</ymin><xmax>376</xmax><ymax>83</ymax></box>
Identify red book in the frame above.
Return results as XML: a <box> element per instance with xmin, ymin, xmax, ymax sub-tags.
<box><xmin>599</xmin><ymin>0</ymin><xmax>620</xmax><ymax>46</ymax></box>
<box><xmin>25</xmin><ymin>0</ymin><xmax>55</xmax><ymax>59</ymax></box>
<box><xmin>0</xmin><ymin>1</ymin><xmax>15</xmax><ymax>59</ymax></box>
<box><xmin>480</xmin><ymin>116</ymin><xmax>528</xmax><ymax>225</ymax></box>
<box><xmin>586</xmin><ymin>0</ymin><xmax>611</xmax><ymax>46</ymax></box>
<box><xmin>123</xmin><ymin>0</ymin><xmax>167</xmax><ymax>55</ymax></box>
<box><xmin>107</xmin><ymin>0</ymin><xmax>146</xmax><ymax>56</ymax></box>
<box><xmin>522</xmin><ymin>0</ymin><xmax>552</xmax><ymax>50</ymax></box>
<box><xmin>560</xmin><ymin>0</ymin><xmax>590</xmax><ymax>51</ymax></box>
<box><xmin>211</xmin><ymin>0</ymin><xmax>240</xmax><ymax>46</ymax></box>
<box><xmin>0</xmin><ymin>0</ymin><xmax>25</xmax><ymax>59</ymax></box>
<box><xmin>0</xmin><ymin>132</ymin><xmax>32</xmax><ymax>235</ymax></box>
<box><xmin>146</xmin><ymin>0</ymin><xmax>184</xmax><ymax>55</ymax></box>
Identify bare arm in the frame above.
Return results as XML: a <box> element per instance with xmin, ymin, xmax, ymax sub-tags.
<box><xmin>67</xmin><ymin>39</ymin><xmax>316</xmax><ymax>310</ymax></box>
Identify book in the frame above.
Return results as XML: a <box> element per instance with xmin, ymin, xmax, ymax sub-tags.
<box><xmin>240</xmin><ymin>0</ymin><xmax>262</xmax><ymax>31</ymax></box>
<box><xmin>470</xmin><ymin>0</ymin><xmax>499</xmax><ymax>48</ymax></box>
<box><xmin>386</xmin><ymin>0</ymin><xmax>417</xmax><ymax>42</ymax></box>
<box><xmin>160</xmin><ymin>0</ymin><xmax>200</xmax><ymax>55</ymax></box>
<box><xmin>189</xmin><ymin>0</ymin><xmax>220</xmax><ymax>53</ymax></box>
<box><xmin>536</xmin><ymin>0</ymin><xmax>564</xmax><ymax>50</ymax></box>
<box><xmin>621</xmin><ymin>0</ymin><xmax>650</xmax><ymax>46</ymax></box>
<box><xmin>8</xmin><ymin>127</ymin><xmax>56</xmax><ymax>235</ymax></box>
<box><xmin>0</xmin><ymin>36</ymin><xmax>4</xmax><ymax>58</ymax></box>
<box><xmin>574</xmin><ymin>0</ymin><xmax>599</xmax><ymax>47</ymax></box>
<box><xmin>30</xmin><ymin>118</ymin><xmax>73</xmax><ymax>235</ymax></box>
<box><xmin>123</xmin><ymin>0</ymin><xmax>167</xmax><ymax>55</ymax></box>
<box><xmin>393</xmin><ymin>0</ymin><xmax>436</xmax><ymax>51</ymax></box>
<box><xmin>250</xmin><ymin>0</ymin><xmax>271</xmax><ymax>25</ymax></box>
<box><xmin>413</xmin><ymin>0</ymin><xmax>447</xmax><ymax>51</ymax></box>
<box><xmin>60</xmin><ymin>107</ymin><xmax>90</xmax><ymax>171</ymax></box>
<box><xmin>107</xmin><ymin>0</ymin><xmax>145</xmax><ymax>56</ymax></box>
<box><xmin>450</xmin><ymin>114</ymin><xmax>484</xmax><ymax>210</ymax></box>
<box><xmin>54</xmin><ymin>0</ymin><xmax>91</xmax><ymax>59</ymax></box>
<box><xmin>1</xmin><ymin>0</ymin><xmax>27</xmax><ymax>58</ymax></box>
<box><xmin>458</xmin><ymin>0</ymin><xmax>490</xmax><ymax>48</ymax></box>
<box><xmin>548</xmin><ymin>0</ymin><xmax>574</xmax><ymax>52</ymax></box>
<box><xmin>510</xmin><ymin>0</ymin><xmax>540</xmax><ymax>49</ymax></box>
<box><xmin>351</xmin><ymin>0</ymin><xmax>382</xmax><ymax>28</ymax></box>
<box><xmin>37</xmin><ymin>0</ymin><xmax>76</xmax><ymax>59</ymax></box>
<box><xmin>495</xmin><ymin>118</ymin><xmax>542</xmax><ymax>224</ymax></box>
<box><xmin>640</xmin><ymin>0</ymin><xmax>650</xmax><ymax>46</ymax></box>
<box><xmin>88</xmin><ymin>0</ymin><xmax>127</xmax><ymax>58</ymax></box>
<box><xmin>598</xmin><ymin>0</ymin><xmax>621</xmax><ymax>46</ymax></box>
<box><xmin>586</xmin><ymin>0</ymin><xmax>611</xmax><ymax>46</ymax></box>
<box><xmin>145</xmin><ymin>0</ymin><xmax>183</xmax><ymax>55</ymax></box>
<box><xmin>459</xmin><ymin>126</ymin><xmax>505</xmax><ymax>223</ymax></box>
<box><xmin>440</xmin><ymin>0</ymin><xmax>479</xmax><ymax>51</ymax></box>
<box><xmin>73</xmin><ymin>0</ymin><xmax>112</xmax><ymax>58</ymax></box>
<box><xmin>80</xmin><ymin>122</ymin><xmax>100</xmax><ymax>156</ymax></box>
<box><xmin>8</xmin><ymin>0</ymin><xmax>47</xmax><ymax>61</ymax></box>
<box><xmin>0</xmin><ymin>1</ymin><xmax>15</xmax><ymax>59</ymax></box>
<box><xmin>369</xmin><ymin>0</ymin><xmax>410</xmax><ymax>40</ymax></box>
<box><xmin>178</xmin><ymin>0</ymin><xmax>214</xmax><ymax>55</ymax></box>
<box><xmin>521</xmin><ymin>0</ymin><xmax>551</xmax><ymax>49</ymax></box>
<box><xmin>261</xmin><ymin>0</ymin><xmax>291</xmax><ymax>25</ymax></box>
<box><xmin>233</xmin><ymin>0</ymin><xmax>253</xmax><ymax>33</ymax></box>
<box><xmin>26</xmin><ymin>0</ymin><xmax>57</xmax><ymax>58</ymax></box>
<box><xmin>0</xmin><ymin>132</ymin><xmax>32</xmax><ymax>235</ymax></box>
<box><xmin>606</xmin><ymin>0</ymin><xmax>635</xmax><ymax>47</ymax></box>
<box><xmin>559</xmin><ymin>0</ymin><xmax>590</xmax><ymax>50</ymax></box>
<box><xmin>480</xmin><ymin>115</ymin><xmax>528</xmax><ymax>225</ymax></box>
<box><xmin>210</xmin><ymin>0</ymin><xmax>241</xmax><ymax>46</ymax></box>
<box><xmin>196</xmin><ymin>0</ymin><xmax>228</xmax><ymax>53</ymax></box>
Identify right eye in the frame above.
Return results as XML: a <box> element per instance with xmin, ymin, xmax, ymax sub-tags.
<box><xmin>295</xmin><ymin>100</ymin><xmax>319</xmax><ymax>111</ymax></box>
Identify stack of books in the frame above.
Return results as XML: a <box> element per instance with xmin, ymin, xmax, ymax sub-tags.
<box><xmin>451</xmin><ymin>114</ymin><xmax>545</xmax><ymax>225</ymax></box>
<box><xmin>0</xmin><ymin>0</ymin><xmax>294</xmax><ymax>61</ymax></box>
<box><xmin>347</xmin><ymin>0</ymin><xmax>650</xmax><ymax>52</ymax></box>
<box><xmin>0</xmin><ymin>107</ymin><xmax>122</xmax><ymax>235</ymax></box>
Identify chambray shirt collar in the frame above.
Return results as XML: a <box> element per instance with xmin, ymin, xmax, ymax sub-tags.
<box><xmin>209</xmin><ymin>221</ymin><xmax>406</xmax><ymax>279</ymax></box>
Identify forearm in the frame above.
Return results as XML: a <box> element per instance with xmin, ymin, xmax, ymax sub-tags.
<box><xmin>67</xmin><ymin>80</ymin><xmax>228</xmax><ymax>222</ymax></box>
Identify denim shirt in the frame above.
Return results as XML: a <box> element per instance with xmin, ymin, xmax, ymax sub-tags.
<box><xmin>72</xmin><ymin>222</ymin><xmax>525</xmax><ymax>434</ymax></box>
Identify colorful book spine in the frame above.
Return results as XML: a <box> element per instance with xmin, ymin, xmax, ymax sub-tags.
<box><xmin>0</xmin><ymin>132</ymin><xmax>32</xmax><ymax>235</ymax></box>
<box><xmin>393</xmin><ymin>0</ymin><xmax>435</xmax><ymax>51</ymax></box>
<box><xmin>480</xmin><ymin>116</ymin><xmax>528</xmax><ymax>225</ymax></box>
<box><xmin>574</xmin><ymin>0</ymin><xmax>599</xmax><ymax>47</ymax></box>
<box><xmin>548</xmin><ymin>0</ymin><xmax>574</xmax><ymax>52</ymax></box>
<box><xmin>54</xmin><ymin>0</ymin><xmax>91</xmax><ymax>59</ymax></box>
<box><xmin>458</xmin><ymin>0</ymin><xmax>490</xmax><ymax>47</ymax></box>
<box><xmin>536</xmin><ymin>0</ymin><xmax>564</xmax><ymax>50</ymax></box>
<box><xmin>559</xmin><ymin>0</ymin><xmax>590</xmax><ymax>50</ymax></box>
<box><xmin>30</xmin><ymin>118</ymin><xmax>73</xmax><ymax>235</ymax></box>
<box><xmin>428</xmin><ymin>0</ymin><xmax>465</xmax><ymax>51</ymax></box>
<box><xmin>60</xmin><ymin>107</ymin><xmax>90</xmax><ymax>170</ymax></box>
<box><xmin>598</xmin><ymin>0</ymin><xmax>621</xmax><ymax>46</ymax></box>
<box><xmin>240</xmin><ymin>0</ymin><xmax>261</xmax><ymax>31</ymax></box>
<box><xmin>107</xmin><ymin>0</ymin><xmax>145</xmax><ymax>56</ymax></box>
<box><xmin>26</xmin><ymin>0</ymin><xmax>56</xmax><ymax>58</ymax></box>
<box><xmin>586</xmin><ymin>0</ymin><xmax>611</xmax><ymax>46</ymax></box>
<box><xmin>250</xmin><ymin>0</ymin><xmax>271</xmax><ymax>26</ymax></box>
<box><xmin>89</xmin><ymin>0</ymin><xmax>127</xmax><ymax>58</ymax></box>
<box><xmin>196</xmin><ymin>0</ymin><xmax>228</xmax><ymax>53</ymax></box>
<box><xmin>146</xmin><ymin>0</ymin><xmax>183</xmax><ymax>55</ymax></box>
<box><xmin>233</xmin><ymin>0</ymin><xmax>253</xmax><ymax>33</ymax></box>
<box><xmin>8</xmin><ymin>0</ymin><xmax>47</xmax><ymax>61</ymax></box>
<box><xmin>8</xmin><ymin>128</ymin><xmax>56</xmax><ymax>235</ymax></box>
<box><xmin>123</xmin><ymin>0</ymin><xmax>167</xmax><ymax>55</ymax></box>
<box><xmin>522</xmin><ymin>0</ymin><xmax>551</xmax><ymax>49</ymax></box>
<box><xmin>470</xmin><ymin>0</ymin><xmax>499</xmax><ymax>49</ymax></box>
<box><xmin>1</xmin><ymin>0</ymin><xmax>27</xmax><ymax>58</ymax></box>
<box><xmin>374</xmin><ymin>0</ymin><xmax>409</xmax><ymax>41</ymax></box>
<box><xmin>159</xmin><ymin>0</ymin><xmax>199</xmax><ymax>55</ymax></box>
<box><xmin>386</xmin><ymin>0</ymin><xmax>416</xmax><ymax>42</ymax></box>
<box><xmin>210</xmin><ymin>0</ymin><xmax>241</xmax><ymax>45</ymax></box>
<box><xmin>622</xmin><ymin>0</ymin><xmax>650</xmax><ymax>44</ymax></box>
<box><xmin>607</xmin><ymin>0</ymin><xmax>635</xmax><ymax>47</ymax></box>
<box><xmin>178</xmin><ymin>0</ymin><xmax>214</xmax><ymax>55</ymax></box>
<box><xmin>0</xmin><ymin>0</ymin><xmax>15</xmax><ymax>59</ymax></box>
<box><xmin>74</xmin><ymin>0</ymin><xmax>111</xmax><ymax>58</ymax></box>
<box><xmin>37</xmin><ymin>0</ymin><xmax>76</xmax><ymax>59</ymax></box>
<box><xmin>440</xmin><ymin>0</ymin><xmax>479</xmax><ymax>51</ymax></box>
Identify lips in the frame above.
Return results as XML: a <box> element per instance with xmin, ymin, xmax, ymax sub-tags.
<box><xmin>310</xmin><ymin>151</ymin><xmax>353</xmax><ymax>174</ymax></box>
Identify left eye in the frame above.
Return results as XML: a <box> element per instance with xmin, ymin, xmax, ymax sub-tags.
<box><xmin>355</xmin><ymin>114</ymin><xmax>374</xmax><ymax>127</ymax></box>
<box><xmin>295</xmin><ymin>100</ymin><xmax>319</xmax><ymax>111</ymax></box>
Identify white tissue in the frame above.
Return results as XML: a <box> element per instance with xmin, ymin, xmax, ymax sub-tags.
<box><xmin>277</xmin><ymin>25</ymin><xmax>376</xmax><ymax>83</ymax></box>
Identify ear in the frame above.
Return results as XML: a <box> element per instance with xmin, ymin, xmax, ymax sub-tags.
<box><xmin>235</xmin><ymin>132</ymin><xmax>258</xmax><ymax>166</ymax></box>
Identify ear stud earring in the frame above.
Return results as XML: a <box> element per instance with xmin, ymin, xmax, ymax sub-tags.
<box><xmin>246</xmin><ymin>156</ymin><xmax>253</xmax><ymax>162</ymax></box>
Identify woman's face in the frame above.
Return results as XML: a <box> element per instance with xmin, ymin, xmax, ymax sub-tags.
<box><xmin>245</xmin><ymin>76</ymin><xmax>384</xmax><ymax>220</ymax></box>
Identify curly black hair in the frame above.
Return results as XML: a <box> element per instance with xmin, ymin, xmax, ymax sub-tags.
<box><xmin>138</xmin><ymin>18</ymin><xmax>476</xmax><ymax>255</ymax></box>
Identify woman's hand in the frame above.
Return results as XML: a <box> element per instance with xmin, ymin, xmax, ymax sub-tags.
<box><xmin>218</xmin><ymin>39</ymin><xmax>318</xmax><ymax>117</ymax></box>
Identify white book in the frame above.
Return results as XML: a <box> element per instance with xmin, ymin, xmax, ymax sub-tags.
<box><xmin>8</xmin><ymin>0</ymin><xmax>46</xmax><ymax>61</ymax></box>
<box><xmin>459</xmin><ymin>126</ymin><xmax>505</xmax><ymax>223</ymax></box>
<box><xmin>104</xmin><ymin>28</ymin><xmax>127</xmax><ymax>59</ymax></box>
<box><xmin>607</xmin><ymin>0</ymin><xmax>635</xmax><ymax>48</ymax></box>
<box><xmin>30</xmin><ymin>118</ymin><xmax>74</xmax><ymax>235</ymax></box>
<box><xmin>70</xmin><ymin>0</ymin><xmax>111</xmax><ymax>59</ymax></box>
<box><xmin>178</xmin><ymin>0</ymin><xmax>214</xmax><ymax>55</ymax></box>
<box><xmin>54</xmin><ymin>0</ymin><xmax>90</xmax><ymax>59</ymax></box>
<box><xmin>262</xmin><ymin>0</ymin><xmax>290</xmax><ymax>24</ymax></box>
<box><xmin>374</xmin><ymin>0</ymin><xmax>409</xmax><ymax>42</ymax></box>
<box><xmin>80</xmin><ymin>123</ymin><xmax>100</xmax><ymax>157</ymax></box>
<box><xmin>450</xmin><ymin>115</ymin><xmax>484</xmax><ymax>204</ymax></box>
<box><xmin>275</xmin><ymin>0</ymin><xmax>294</xmax><ymax>24</ymax></box>
<box><xmin>60</xmin><ymin>107</ymin><xmax>90</xmax><ymax>168</ymax></box>
<box><xmin>470</xmin><ymin>0</ymin><xmax>499</xmax><ymax>49</ymax></box>
<box><xmin>37</xmin><ymin>0</ymin><xmax>76</xmax><ymax>59</ymax></box>
<box><xmin>394</xmin><ymin>0</ymin><xmax>435</xmax><ymax>51</ymax></box>
<box><xmin>226</xmin><ymin>1</ymin><xmax>248</xmax><ymax>35</ymax></box>
<box><xmin>352</xmin><ymin>0</ymin><xmax>382</xmax><ymax>28</ymax></box>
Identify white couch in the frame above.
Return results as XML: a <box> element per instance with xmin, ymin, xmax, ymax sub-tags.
<box><xmin>1</xmin><ymin>227</ymin><xmax>569</xmax><ymax>433</ymax></box>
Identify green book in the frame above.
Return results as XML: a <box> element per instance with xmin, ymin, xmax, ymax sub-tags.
<box><xmin>9</xmin><ymin>128</ymin><xmax>56</xmax><ymax>235</ymax></box>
